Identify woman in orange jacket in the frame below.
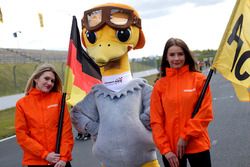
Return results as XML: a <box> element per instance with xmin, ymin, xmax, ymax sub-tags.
<box><xmin>15</xmin><ymin>63</ymin><xmax>74</xmax><ymax>167</ymax></box>
<box><xmin>150</xmin><ymin>38</ymin><xmax>213</xmax><ymax>167</ymax></box>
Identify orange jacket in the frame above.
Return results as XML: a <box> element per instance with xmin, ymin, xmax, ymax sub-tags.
<box><xmin>15</xmin><ymin>88</ymin><xmax>74</xmax><ymax>165</ymax></box>
<box><xmin>150</xmin><ymin>65</ymin><xmax>213</xmax><ymax>155</ymax></box>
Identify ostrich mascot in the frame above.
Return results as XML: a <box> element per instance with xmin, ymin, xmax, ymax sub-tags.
<box><xmin>71</xmin><ymin>3</ymin><xmax>160</xmax><ymax>167</ymax></box>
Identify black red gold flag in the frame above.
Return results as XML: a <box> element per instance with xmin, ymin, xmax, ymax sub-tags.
<box><xmin>64</xmin><ymin>16</ymin><xmax>101</xmax><ymax>106</ymax></box>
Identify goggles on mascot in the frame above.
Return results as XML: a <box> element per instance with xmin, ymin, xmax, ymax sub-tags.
<box><xmin>82</xmin><ymin>6</ymin><xmax>141</xmax><ymax>31</ymax></box>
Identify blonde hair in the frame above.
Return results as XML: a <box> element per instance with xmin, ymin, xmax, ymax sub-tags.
<box><xmin>24</xmin><ymin>63</ymin><xmax>62</xmax><ymax>95</ymax></box>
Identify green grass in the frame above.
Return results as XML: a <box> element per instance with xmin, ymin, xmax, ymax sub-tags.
<box><xmin>0</xmin><ymin>63</ymin><xmax>65</xmax><ymax>96</ymax></box>
<box><xmin>130</xmin><ymin>61</ymin><xmax>156</xmax><ymax>72</ymax></box>
<box><xmin>0</xmin><ymin>74</ymin><xmax>157</xmax><ymax>140</ymax></box>
<box><xmin>143</xmin><ymin>74</ymin><xmax>159</xmax><ymax>86</ymax></box>
<box><xmin>0</xmin><ymin>62</ymin><xmax>155</xmax><ymax>97</ymax></box>
<box><xmin>0</xmin><ymin>107</ymin><xmax>15</xmax><ymax>139</ymax></box>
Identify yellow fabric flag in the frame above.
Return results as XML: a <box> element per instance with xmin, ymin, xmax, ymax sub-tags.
<box><xmin>0</xmin><ymin>7</ymin><xmax>3</xmax><ymax>23</ymax></box>
<box><xmin>38</xmin><ymin>13</ymin><xmax>44</xmax><ymax>28</ymax></box>
<box><xmin>212</xmin><ymin>0</ymin><xmax>250</xmax><ymax>102</ymax></box>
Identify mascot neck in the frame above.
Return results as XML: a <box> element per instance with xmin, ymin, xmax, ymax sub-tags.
<box><xmin>100</xmin><ymin>54</ymin><xmax>130</xmax><ymax>76</ymax></box>
<box><xmin>101</xmin><ymin>54</ymin><xmax>133</xmax><ymax>92</ymax></box>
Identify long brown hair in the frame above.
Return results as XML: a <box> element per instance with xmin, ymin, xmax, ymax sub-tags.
<box><xmin>160</xmin><ymin>38</ymin><xmax>198</xmax><ymax>77</ymax></box>
<box><xmin>24</xmin><ymin>63</ymin><xmax>62</xmax><ymax>94</ymax></box>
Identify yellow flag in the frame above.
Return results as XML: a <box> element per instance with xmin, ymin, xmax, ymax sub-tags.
<box><xmin>38</xmin><ymin>13</ymin><xmax>44</xmax><ymax>27</ymax></box>
<box><xmin>212</xmin><ymin>0</ymin><xmax>250</xmax><ymax>102</ymax></box>
<box><xmin>0</xmin><ymin>7</ymin><xmax>3</xmax><ymax>23</ymax></box>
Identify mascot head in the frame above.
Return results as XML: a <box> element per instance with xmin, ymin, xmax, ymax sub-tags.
<box><xmin>81</xmin><ymin>3</ymin><xmax>145</xmax><ymax>66</ymax></box>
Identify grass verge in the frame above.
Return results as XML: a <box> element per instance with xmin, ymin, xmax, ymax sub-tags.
<box><xmin>0</xmin><ymin>62</ymin><xmax>155</xmax><ymax>97</ymax></box>
<box><xmin>0</xmin><ymin>107</ymin><xmax>15</xmax><ymax>139</ymax></box>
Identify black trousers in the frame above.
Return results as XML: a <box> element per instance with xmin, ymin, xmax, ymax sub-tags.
<box><xmin>28</xmin><ymin>161</ymin><xmax>71</xmax><ymax>167</ymax></box>
<box><xmin>162</xmin><ymin>150</ymin><xmax>211</xmax><ymax>167</ymax></box>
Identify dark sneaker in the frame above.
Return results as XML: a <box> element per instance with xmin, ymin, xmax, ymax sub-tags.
<box><xmin>75</xmin><ymin>134</ymin><xmax>84</xmax><ymax>140</ymax></box>
<box><xmin>83</xmin><ymin>134</ymin><xmax>91</xmax><ymax>141</ymax></box>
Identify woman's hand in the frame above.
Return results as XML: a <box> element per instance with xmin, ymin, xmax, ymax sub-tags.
<box><xmin>54</xmin><ymin>160</ymin><xmax>66</xmax><ymax>167</ymax></box>
<box><xmin>45</xmin><ymin>152</ymin><xmax>60</xmax><ymax>164</ymax></box>
<box><xmin>177</xmin><ymin>137</ymin><xmax>187</xmax><ymax>159</ymax></box>
<box><xmin>165</xmin><ymin>152</ymin><xmax>179</xmax><ymax>167</ymax></box>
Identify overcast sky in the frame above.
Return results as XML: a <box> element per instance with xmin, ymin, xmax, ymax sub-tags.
<box><xmin>0</xmin><ymin>0</ymin><xmax>235</xmax><ymax>57</ymax></box>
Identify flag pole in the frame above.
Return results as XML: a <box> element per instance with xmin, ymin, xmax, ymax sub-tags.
<box><xmin>54</xmin><ymin>16</ymin><xmax>75</xmax><ymax>154</ymax></box>
<box><xmin>54</xmin><ymin>16</ymin><xmax>102</xmax><ymax>153</ymax></box>
<box><xmin>191</xmin><ymin>68</ymin><xmax>214</xmax><ymax>118</ymax></box>
<box><xmin>55</xmin><ymin>92</ymin><xmax>67</xmax><ymax>153</ymax></box>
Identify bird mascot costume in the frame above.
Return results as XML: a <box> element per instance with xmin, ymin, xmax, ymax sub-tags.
<box><xmin>71</xmin><ymin>3</ymin><xmax>160</xmax><ymax>167</ymax></box>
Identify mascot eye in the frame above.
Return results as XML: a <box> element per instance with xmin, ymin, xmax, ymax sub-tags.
<box><xmin>116</xmin><ymin>29</ymin><xmax>131</xmax><ymax>42</ymax></box>
<box><xmin>86</xmin><ymin>31</ymin><xmax>96</xmax><ymax>44</ymax></box>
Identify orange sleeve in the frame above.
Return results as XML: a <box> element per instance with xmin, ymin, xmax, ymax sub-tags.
<box><xmin>150</xmin><ymin>85</ymin><xmax>171</xmax><ymax>155</ymax></box>
<box><xmin>15</xmin><ymin>102</ymin><xmax>48</xmax><ymax>159</ymax></box>
<box><xmin>180</xmin><ymin>84</ymin><xmax>214</xmax><ymax>141</ymax></box>
<box><xmin>59</xmin><ymin>104</ymin><xmax>74</xmax><ymax>162</ymax></box>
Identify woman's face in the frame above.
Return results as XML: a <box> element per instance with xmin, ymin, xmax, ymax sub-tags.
<box><xmin>167</xmin><ymin>45</ymin><xmax>185</xmax><ymax>69</ymax></box>
<box><xmin>34</xmin><ymin>71</ymin><xmax>55</xmax><ymax>93</ymax></box>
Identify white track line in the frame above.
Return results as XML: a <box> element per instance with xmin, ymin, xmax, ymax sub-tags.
<box><xmin>0</xmin><ymin>135</ymin><xmax>16</xmax><ymax>142</ymax></box>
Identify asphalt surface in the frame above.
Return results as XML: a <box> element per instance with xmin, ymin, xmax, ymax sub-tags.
<box><xmin>0</xmin><ymin>94</ymin><xmax>24</xmax><ymax>110</ymax></box>
<box><xmin>0</xmin><ymin>72</ymin><xmax>249</xmax><ymax>167</ymax></box>
<box><xmin>0</xmin><ymin>130</ymin><xmax>164</xmax><ymax>167</ymax></box>
<box><xmin>208</xmin><ymin>72</ymin><xmax>250</xmax><ymax>167</ymax></box>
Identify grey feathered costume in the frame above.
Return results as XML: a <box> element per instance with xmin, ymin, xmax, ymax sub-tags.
<box><xmin>71</xmin><ymin>78</ymin><xmax>157</xmax><ymax>167</ymax></box>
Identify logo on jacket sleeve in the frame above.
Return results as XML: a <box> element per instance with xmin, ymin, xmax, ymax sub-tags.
<box><xmin>47</xmin><ymin>104</ymin><xmax>59</xmax><ymax>108</ymax></box>
<box><xmin>183</xmin><ymin>88</ymin><xmax>196</xmax><ymax>92</ymax></box>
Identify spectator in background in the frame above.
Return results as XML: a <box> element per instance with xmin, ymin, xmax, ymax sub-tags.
<box><xmin>150</xmin><ymin>38</ymin><xmax>213</xmax><ymax>167</ymax></box>
<box><xmin>15</xmin><ymin>63</ymin><xmax>74</xmax><ymax>167</ymax></box>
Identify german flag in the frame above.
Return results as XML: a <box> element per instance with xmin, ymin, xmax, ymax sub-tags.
<box><xmin>64</xmin><ymin>16</ymin><xmax>101</xmax><ymax>106</ymax></box>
